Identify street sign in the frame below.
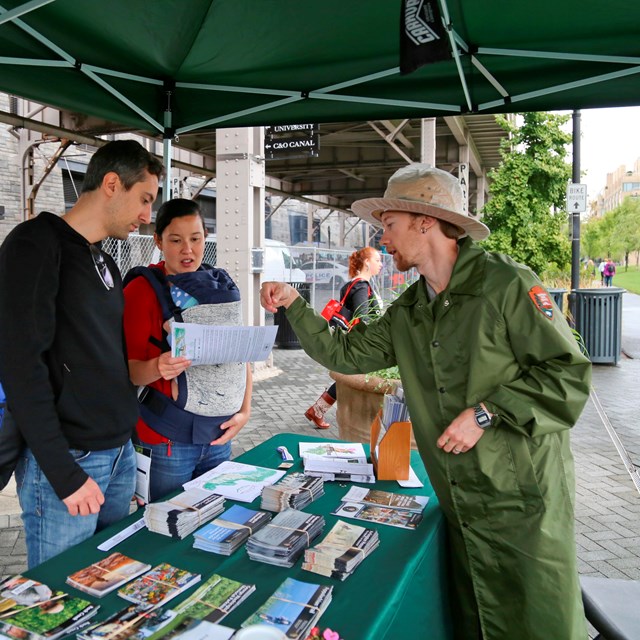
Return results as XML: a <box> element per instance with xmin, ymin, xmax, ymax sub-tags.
<box><xmin>264</xmin><ymin>124</ymin><xmax>319</xmax><ymax>160</ymax></box>
<box><xmin>566</xmin><ymin>183</ymin><xmax>587</xmax><ymax>213</ymax></box>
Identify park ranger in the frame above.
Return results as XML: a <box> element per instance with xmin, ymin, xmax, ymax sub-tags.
<box><xmin>260</xmin><ymin>164</ymin><xmax>592</xmax><ymax>640</ymax></box>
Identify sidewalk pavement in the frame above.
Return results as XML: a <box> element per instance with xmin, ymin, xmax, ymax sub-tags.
<box><xmin>2</xmin><ymin>296</ymin><xmax>639</xmax><ymax>596</ymax></box>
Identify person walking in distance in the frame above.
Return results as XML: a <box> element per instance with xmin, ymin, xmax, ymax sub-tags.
<box><xmin>603</xmin><ymin>258</ymin><xmax>616</xmax><ymax>286</ymax></box>
<box><xmin>0</xmin><ymin>140</ymin><xmax>163</xmax><ymax>568</ymax></box>
<box><xmin>304</xmin><ymin>247</ymin><xmax>383</xmax><ymax>428</ymax></box>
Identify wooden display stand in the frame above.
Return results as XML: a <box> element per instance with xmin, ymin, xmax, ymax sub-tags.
<box><xmin>369</xmin><ymin>409</ymin><xmax>411</xmax><ymax>481</ymax></box>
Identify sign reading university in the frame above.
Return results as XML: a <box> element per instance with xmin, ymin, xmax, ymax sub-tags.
<box><xmin>264</xmin><ymin>124</ymin><xmax>319</xmax><ymax>160</ymax></box>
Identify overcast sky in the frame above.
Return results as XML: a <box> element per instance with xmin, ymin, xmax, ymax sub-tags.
<box><xmin>559</xmin><ymin>106</ymin><xmax>640</xmax><ymax>201</ymax></box>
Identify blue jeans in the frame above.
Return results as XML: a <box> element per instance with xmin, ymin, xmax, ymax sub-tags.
<box><xmin>16</xmin><ymin>442</ymin><xmax>136</xmax><ymax>569</ymax></box>
<box><xmin>142</xmin><ymin>440</ymin><xmax>231</xmax><ymax>502</ymax></box>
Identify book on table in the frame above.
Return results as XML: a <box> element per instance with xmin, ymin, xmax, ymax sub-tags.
<box><xmin>241</xmin><ymin>577</ymin><xmax>332</xmax><ymax>640</ymax></box>
<box><xmin>117</xmin><ymin>564</ymin><xmax>201</xmax><ymax>608</ymax></box>
<box><xmin>193</xmin><ymin>504</ymin><xmax>272</xmax><ymax>555</ymax></box>
<box><xmin>66</xmin><ymin>553</ymin><xmax>151</xmax><ymax>598</ymax></box>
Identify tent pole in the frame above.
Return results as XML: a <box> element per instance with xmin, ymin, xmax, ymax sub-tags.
<box><xmin>163</xmin><ymin>100</ymin><xmax>172</xmax><ymax>202</ymax></box>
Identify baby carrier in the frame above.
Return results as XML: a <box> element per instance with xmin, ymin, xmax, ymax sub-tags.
<box><xmin>124</xmin><ymin>264</ymin><xmax>246</xmax><ymax>445</ymax></box>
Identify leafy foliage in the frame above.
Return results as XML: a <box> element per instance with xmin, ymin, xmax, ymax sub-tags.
<box><xmin>582</xmin><ymin>197</ymin><xmax>640</xmax><ymax>266</ymax></box>
<box><xmin>480</xmin><ymin>112</ymin><xmax>572</xmax><ymax>276</ymax></box>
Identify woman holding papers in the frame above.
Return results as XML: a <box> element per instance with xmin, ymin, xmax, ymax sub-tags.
<box><xmin>305</xmin><ymin>247</ymin><xmax>383</xmax><ymax>429</ymax></box>
<box><xmin>123</xmin><ymin>199</ymin><xmax>252</xmax><ymax>502</ymax></box>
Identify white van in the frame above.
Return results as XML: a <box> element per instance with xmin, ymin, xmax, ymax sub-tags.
<box><xmin>199</xmin><ymin>236</ymin><xmax>305</xmax><ymax>283</ymax></box>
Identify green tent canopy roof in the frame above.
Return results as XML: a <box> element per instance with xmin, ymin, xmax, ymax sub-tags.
<box><xmin>0</xmin><ymin>0</ymin><xmax>638</xmax><ymax>135</ymax></box>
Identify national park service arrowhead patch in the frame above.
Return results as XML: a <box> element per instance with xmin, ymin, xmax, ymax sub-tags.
<box><xmin>528</xmin><ymin>285</ymin><xmax>553</xmax><ymax>319</ymax></box>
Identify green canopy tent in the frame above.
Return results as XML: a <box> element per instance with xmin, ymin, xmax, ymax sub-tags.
<box><xmin>0</xmin><ymin>0</ymin><xmax>638</xmax><ymax>138</ymax></box>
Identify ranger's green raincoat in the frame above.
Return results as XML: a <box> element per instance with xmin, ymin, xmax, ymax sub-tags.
<box><xmin>286</xmin><ymin>238</ymin><xmax>591</xmax><ymax>640</ymax></box>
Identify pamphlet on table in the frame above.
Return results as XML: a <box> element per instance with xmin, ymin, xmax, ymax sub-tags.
<box><xmin>340</xmin><ymin>487</ymin><xmax>429</xmax><ymax>513</ymax></box>
<box><xmin>66</xmin><ymin>553</ymin><xmax>151</xmax><ymax>598</ymax></box>
<box><xmin>182</xmin><ymin>461</ymin><xmax>285</xmax><ymax>502</ymax></box>
<box><xmin>332</xmin><ymin>501</ymin><xmax>423</xmax><ymax>530</ymax></box>
<box><xmin>298</xmin><ymin>442</ymin><xmax>367</xmax><ymax>462</ymax></box>
<box><xmin>118</xmin><ymin>564</ymin><xmax>201</xmax><ymax>608</ymax></box>
<box><xmin>193</xmin><ymin>505</ymin><xmax>272</xmax><ymax>555</ymax></box>
<box><xmin>303</xmin><ymin>520</ymin><xmax>379</xmax><ymax>581</ymax></box>
<box><xmin>241</xmin><ymin>577</ymin><xmax>332</xmax><ymax>640</ymax></box>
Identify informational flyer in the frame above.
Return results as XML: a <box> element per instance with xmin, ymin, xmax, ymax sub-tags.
<box><xmin>171</xmin><ymin>323</ymin><xmax>277</xmax><ymax>365</ymax></box>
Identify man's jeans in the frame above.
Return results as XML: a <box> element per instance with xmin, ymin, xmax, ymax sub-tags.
<box><xmin>16</xmin><ymin>441</ymin><xmax>136</xmax><ymax>568</ymax></box>
<box><xmin>142</xmin><ymin>440</ymin><xmax>231</xmax><ymax>503</ymax></box>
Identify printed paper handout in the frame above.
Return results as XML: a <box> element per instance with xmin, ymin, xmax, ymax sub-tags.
<box><xmin>182</xmin><ymin>461</ymin><xmax>285</xmax><ymax>503</ymax></box>
<box><xmin>117</xmin><ymin>564</ymin><xmax>201</xmax><ymax>608</ymax></box>
<box><xmin>171</xmin><ymin>323</ymin><xmax>277</xmax><ymax>365</ymax></box>
<box><xmin>0</xmin><ymin>576</ymin><xmax>53</xmax><ymax>618</ymax></box>
<box><xmin>149</xmin><ymin>618</ymin><xmax>235</xmax><ymax>640</ymax></box>
<box><xmin>340</xmin><ymin>487</ymin><xmax>429</xmax><ymax>513</ymax></box>
<box><xmin>332</xmin><ymin>502</ymin><xmax>423</xmax><ymax>530</ymax></box>
<box><xmin>169</xmin><ymin>574</ymin><xmax>255</xmax><ymax>625</ymax></box>
<box><xmin>241</xmin><ymin>578</ymin><xmax>332</xmax><ymax>640</ymax></box>
<box><xmin>66</xmin><ymin>553</ymin><xmax>151</xmax><ymax>598</ymax></box>
<box><xmin>298</xmin><ymin>442</ymin><xmax>367</xmax><ymax>463</ymax></box>
<box><xmin>0</xmin><ymin>584</ymin><xmax>98</xmax><ymax>640</ymax></box>
<box><xmin>78</xmin><ymin>604</ymin><xmax>176</xmax><ymax>640</ymax></box>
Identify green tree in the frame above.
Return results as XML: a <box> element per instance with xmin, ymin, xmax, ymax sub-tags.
<box><xmin>480</xmin><ymin>112</ymin><xmax>572</xmax><ymax>276</ymax></box>
<box><xmin>584</xmin><ymin>197</ymin><xmax>640</xmax><ymax>267</ymax></box>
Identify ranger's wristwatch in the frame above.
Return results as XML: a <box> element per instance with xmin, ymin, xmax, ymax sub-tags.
<box><xmin>473</xmin><ymin>404</ymin><xmax>493</xmax><ymax>429</ymax></box>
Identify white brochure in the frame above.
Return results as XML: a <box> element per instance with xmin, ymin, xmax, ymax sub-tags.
<box><xmin>171</xmin><ymin>323</ymin><xmax>278</xmax><ymax>365</ymax></box>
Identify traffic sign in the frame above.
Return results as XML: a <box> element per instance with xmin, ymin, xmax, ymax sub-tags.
<box><xmin>566</xmin><ymin>183</ymin><xmax>587</xmax><ymax>213</ymax></box>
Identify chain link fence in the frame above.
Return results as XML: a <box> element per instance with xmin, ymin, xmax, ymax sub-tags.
<box><xmin>102</xmin><ymin>236</ymin><xmax>416</xmax><ymax>314</ymax></box>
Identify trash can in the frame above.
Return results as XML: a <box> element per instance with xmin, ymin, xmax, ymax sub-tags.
<box><xmin>547</xmin><ymin>288</ymin><xmax>566</xmax><ymax>313</ymax></box>
<box><xmin>274</xmin><ymin>282</ymin><xmax>311</xmax><ymax>349</ymax></box>
<box><xmin>572</xmin><ymin>288</ymin><xmax>625</xmax><ymax>365</ymax></box>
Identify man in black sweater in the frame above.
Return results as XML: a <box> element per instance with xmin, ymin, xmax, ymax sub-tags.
<box><xmin>0</xmin><ymin>140</ymin><xmax>163</xmax><ymax>567</ymax></box>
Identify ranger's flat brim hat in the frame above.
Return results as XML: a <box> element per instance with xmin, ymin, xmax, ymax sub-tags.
<box><xmin>351</xmin><ymin>164</ymin><xmax>490</xmax><ymax>241</ymax></box>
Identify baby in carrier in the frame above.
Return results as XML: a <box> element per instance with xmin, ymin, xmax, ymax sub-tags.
<box><xmin>123</xmin><ymin>199</ymin><xmax>252</xmax><ymax>502</ymax></box>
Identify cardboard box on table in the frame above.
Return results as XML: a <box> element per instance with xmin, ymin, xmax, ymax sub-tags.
<box><xmin>369</xmin><ymin>409</ymin><xmax>411</xmax><ymax>481</ymax></box>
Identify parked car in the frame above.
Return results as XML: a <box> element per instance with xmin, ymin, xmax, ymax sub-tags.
<box><xmin>300</xmin><ymin>260</ymin><xmax>349</xmax><ymax>288</ymax></box>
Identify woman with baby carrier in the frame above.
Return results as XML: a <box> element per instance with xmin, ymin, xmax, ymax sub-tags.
<box><xmin>304</xmin><ymin>246</ymin><xmax>383</xmax><ymax>428</ymax></box>
<box><xmin>123</xmin><ymin>198</ymin><xmax>252</xmax><ymax>502</ymax></box>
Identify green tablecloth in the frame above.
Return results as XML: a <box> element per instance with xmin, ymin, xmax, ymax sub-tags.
<box><xmin>26</xmin><ymin>434</ymin><xmax>452</xmax><ymax>639</ymax></box>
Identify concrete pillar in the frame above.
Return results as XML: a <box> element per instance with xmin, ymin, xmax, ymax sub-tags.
<box><xmin>420</xmin><ymin>118</ymin><xmax>436</xmax><ymax>166</ymax></box>
<box><xmin>215</xmin><ymin>127</ymin><xmax>265</xmax><ymax>327</ymax></box>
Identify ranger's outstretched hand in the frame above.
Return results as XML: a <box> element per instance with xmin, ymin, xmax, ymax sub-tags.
<box><xmin>260</xmin><ymin>282</ymin><xmax>300</xmax><ymax>313</ymax></box>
